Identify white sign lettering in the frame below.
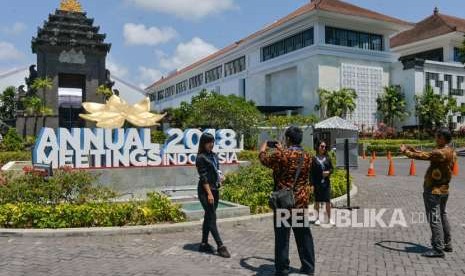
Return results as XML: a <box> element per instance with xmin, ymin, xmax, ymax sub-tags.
<box><xmin>33</xmin><ymin>128</ymin><xmax>243</xmax><ymax>169</ymax></box>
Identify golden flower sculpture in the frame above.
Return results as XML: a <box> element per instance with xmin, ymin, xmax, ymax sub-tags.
<box><xmin>79</xmin><ymin>95</ymin><xmax>166</xmax><ymax>128</ymax></box>
<box><xmin>60</xmin><ymin>0</ymin><xmax>83</xmax><ymax>12</ymax></box>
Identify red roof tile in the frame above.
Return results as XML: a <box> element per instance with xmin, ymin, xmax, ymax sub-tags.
<box><xmin>148</xmin><ymin>0</ymin><xmax>411</xmax><ymax>89</ymax></box>
<box><xmin>391</xmin><ymin>11</ymin><xmax>465</xmax><ymax>48</ymax></box>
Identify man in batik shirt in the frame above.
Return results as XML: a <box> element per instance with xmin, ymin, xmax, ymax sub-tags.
<box><xmin>400</xmin><ymin>127</ymin><xmax>455</xmax><ymax>258</ymax></box>
<box><xmin>259</xmin><ymin>126</ymin><xmax>315</xmax><ymax>276</ymax></box>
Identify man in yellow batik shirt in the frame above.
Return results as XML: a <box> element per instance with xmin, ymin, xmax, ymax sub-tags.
<box><xmin>400</xmin><ymin>127</ymin><xmax>456</xmax><ymax>258</ymax></box>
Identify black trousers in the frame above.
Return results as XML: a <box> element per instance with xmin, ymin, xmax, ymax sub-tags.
<box><xmin>423</xmin><ymin>192</ymin><xmax>451</xmax><ymax>250</ymax></box>
<box><xmin>198</xmin><ymin>187</ymin><xmax>223</xmax><ymax>247</ymax></box>
<box><xmin>273</xmin><ymin>211</ymin><xmax>315</xmax><ymax>275</ymax></box>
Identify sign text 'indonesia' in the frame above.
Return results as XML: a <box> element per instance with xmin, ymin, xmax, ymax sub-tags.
<box><xmin>33</xmin><ymin>128</ymin><xmax>242</xmax><ymax>169</ymax></box>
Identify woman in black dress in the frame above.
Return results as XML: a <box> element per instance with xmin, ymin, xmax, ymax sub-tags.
<box><xmin>195</xmin><ymin>133</ymin><xmax>231</xmax><ymax>258</ymax></box>
<box><xmin>311</xmin><ymin>140</ymin><xmax>334</xmax><ymax>226</ymax></box>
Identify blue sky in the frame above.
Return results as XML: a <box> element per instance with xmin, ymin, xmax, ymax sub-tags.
<box><xmin>0</xmin><ymin>0</ymin><xmax>464</xmax><ymax>89</ymax></box>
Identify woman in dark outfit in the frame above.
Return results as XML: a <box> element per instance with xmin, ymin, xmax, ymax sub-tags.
<box><xmin>311</xmin><ymin>141</ymin><xmax>334</xmax><ymax>226</ymax></box>
<box><xmin>196</xmin><ymin>133</ymin><xmax>231</xmax><ymax>258</ymax></box>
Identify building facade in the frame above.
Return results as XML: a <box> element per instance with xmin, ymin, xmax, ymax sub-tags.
<box><xmin>146</xmin><ymin>0</ymin><xmax>465</xmax><ymax>130</ymax></box>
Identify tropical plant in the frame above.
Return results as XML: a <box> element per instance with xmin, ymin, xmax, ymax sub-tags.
<box><xmin>315</xmin><ymin>88</ymin><xmax>357</xmax><ymax>119</ymax></box>
<box><xmin>0</xmin><ymin>128</ymin><xmax>24</xmax><ymax>152</ymax></box>
<box><xmin>96</xmin><ymin>85</ymin><xmax>113</xmax><ymax>99</ymax></box>
<box><xmin>376</xmin><ymin>85</ymin><xmax>409</xmax><ymax>127</ymax></box>
<box><xmin>173</xmin><ymin>90</ymin><xmax>262</xmax><ymax>149</ymax></box>
<box><xmin>22</xmin><ymin>96</ymin><xmax>43</xmax><ymax>116</ymax></box>
<box><xmin>415</xmin><ymin>86</ymin><xmax>464</xmax><ymax>130</ymax></box>
<box><xmin>315</xmin><ymin>89</ymin><xmax>331</xmax><ymax>119</ymax></box>
<box><xmin>0</xmin><ymin>86</ymin><xmax>17</xmax><ymax>121</ymax></box>
<box><xmin>31</xmin><ymin>77</ymin><xmax>53</xmax><ymax>108</ymax></box>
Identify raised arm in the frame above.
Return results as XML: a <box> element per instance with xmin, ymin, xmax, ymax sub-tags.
<box><xmin>258</xmin><ymin>142</ymin><xmax>286</xmax><ymax>170</ymax></box>
<box><xmin>400</xmin><ymin>145</ymin><xmax>447</xmax><ymax>162</ymax></box>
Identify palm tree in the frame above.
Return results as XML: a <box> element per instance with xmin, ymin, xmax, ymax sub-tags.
<box><xmin>325</xmin><ymin>88</ymin><xmax>357</xmax><ymax>119</ymax></box>
<box><xmin>31</xmin><ymin>77</ymin><xmax>53</xmax><ymax>109</ymax></box>
<box><xmin>415</xmin><ymin>86</ymin><xmax>461</xmax><ymax>130</ymax></box>
<box><xmin>315</xmin><ymin>89</ymin><xmax>331</xmax><ymax>119</ymax></box>
<box><xmin>376</xmin><ymin>85</ymin><xmax>409</xmax><ymax>128</ymax></box>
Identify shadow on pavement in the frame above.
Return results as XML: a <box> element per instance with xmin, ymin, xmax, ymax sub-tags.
<box><xmin>240</xmin><ymin>256</ymin><xmax>301</xmax><ymax>276</ymax></box>
<box><xmin>182</xmin><ymin>243</ymin><xmax>214</xmax><ymax>255</ymax></box>
<box><xmin>375</xmin><ymin>241</ymin><xmax>429</xmax><ymax>253</ymax></box>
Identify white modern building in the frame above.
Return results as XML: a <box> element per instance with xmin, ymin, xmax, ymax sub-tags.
<box><xmin>146</xmin><ymin>0</ymin><xmax>465</xmax><ymax>130</ymax></box>
<box><xmin>391</xmin><ymin>8</ymin><xmax>465</xmax><ymax>129</ymax></box>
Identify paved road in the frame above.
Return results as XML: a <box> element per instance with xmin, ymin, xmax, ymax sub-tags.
<box><xmin>1</xmin><ymin>158</ymin><xmax>465</xmax><ymax>276</ymax></box>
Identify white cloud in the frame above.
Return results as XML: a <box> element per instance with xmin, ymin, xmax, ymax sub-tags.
<box><xmin>0</xmin><ymin>42</ymin><xmax>23</xmax><ymax>61</ymax></box>
<box><xmin>123</xmin><ymin>23</ymin><xmax>177</xmax><ymax>46</ymax></box>
<box><xmin>106</xmin><ymin>57</ymin><xmax>129</xmax><ymax>78</ymax></box>
<box><xmin>1</xmin><ymin>22</ymin><xmax>26</xmax><ymax>36</ymax></box>
<box><xmin>127</xmin><ymin>0</ymin><xmax>236</xmax><ymax>20</ymax></box>
<box><xmin>138</xmin><ymin>66</ymin><xmax>163</xmax><ymax>84</ymax></box>
<box><xmin>159</xmin><ymin>37</ymin><xmax>218</xmax><ymax>70</ymax></box>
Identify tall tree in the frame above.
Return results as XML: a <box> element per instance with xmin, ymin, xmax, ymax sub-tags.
<box><xmin>0</xmin><ymin>86</ymin><xmax>17</xmax><ymax>121</ymax></box>
<box><xmin>415</xmin><ymin>86</ymin><xmax>463</xmax><ymax>130</ymax></box>
<box><xmin>376</xmin><ymin>85</ymin><xmax>409</xmax><ymax>127</ymax></box>
<box><xmin>31</xmin><ymin>77</ymin><xmax>53</xmax><ymax>109</ymax></box>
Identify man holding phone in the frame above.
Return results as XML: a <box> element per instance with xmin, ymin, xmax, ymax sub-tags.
<box><xmin>259</xmin><ymin>126</ymin><xmax>315</xmax><ymax>276</ymax></box>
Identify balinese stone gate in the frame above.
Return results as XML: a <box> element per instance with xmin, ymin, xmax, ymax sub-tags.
<box><xmin>16</xmin><ymin>0</ymin><xmax>113</xmax><ymax>137</ymax></box>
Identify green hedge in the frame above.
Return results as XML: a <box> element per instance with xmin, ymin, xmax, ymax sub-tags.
<box><xmin>222</xmin><ymin>161</ymin><xmax>351</xmax><ymax>214</ymax></box>
<box><xmin>0</xmin><ymin>193</ymin><xmax>185</xmax><ymax>229</ymax></box>
<box><xmin>0</xmin><ymin>168</ymin><xmax>185</xmax><ymax>228</ymax></box>
<box><xmin>0</xmin><ymin>151</ymin><xmax>31</xmax><ymax>165</ymax></box>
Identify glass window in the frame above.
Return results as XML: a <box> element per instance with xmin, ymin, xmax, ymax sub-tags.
<box><xmin>224</xmin><ymin>56</ymin><xmax>246</xmax><ymax>77</ymax></box>
<box><xmin>205</xmin><ymin>66</ymin><xmax>222</xmax><ymax>83</ymax></box>
<box><xmin>454</xmin><ymin>47</ymin><xmax>462</xmax><ymax>62</ymax></box>
<box><xmin>164</xmin><ymin>86</ymin><xmax>175</xmax><ymax>98</ymax></box>
<box><xmin>325</xmin><ymin>26</ymin><xmax>383</xmax><ymax>51</ymax></box>
<box><xmin>189</xmin><ymin>73</ymin><xmax>203</xmax><ymax>89</ymax></box>
<box><xmin>176</xmin><ymin>80</ymin><xmax>188</xmax><ymax>94</ymax></box>
<box><xmin>261</xmin><ymin>28</ymin><xmax>314</xmax><ymax>62</ymax></box>
<box><xmin>157</xmin><ymin>90</ymin><xmax>164</xmax><ymax>101</ymax></box>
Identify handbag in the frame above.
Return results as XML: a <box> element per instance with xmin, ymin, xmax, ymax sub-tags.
<box><xmin>269</xmin><ymin>153</ymin><xmax>304</xmax><ymax>210</ymax></box>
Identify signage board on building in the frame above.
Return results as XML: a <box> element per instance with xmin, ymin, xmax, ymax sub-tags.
<box><xmin>33</xmin><ymin>128</ymin><xmax>243</xmax><ymax>169</ymax></box>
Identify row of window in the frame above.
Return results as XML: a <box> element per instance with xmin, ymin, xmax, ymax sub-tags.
<box><xmin>152</xmin><ymin>56</ymin><xmax>247</xmax><ymax>101</ymax></box>
<box><xmin>262</xmin><ymin>28</ymin><xmax>314</xmax><ymax>62</ymax></box>
<box><xmin>151</xmin><ymin>26</ymin><xmax>385</xmax><ymax>102</ymax></box>
<box><xmin>325</xmin><ymin>26</ymin><xmax>383</xmax><ymax>51</ymax></box>
<box><xmin>225</xmin><ymin>56</ymin><xmax>246</xmax><ymax>77</ymax></box>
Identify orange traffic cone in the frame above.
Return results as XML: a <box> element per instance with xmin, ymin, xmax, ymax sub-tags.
<box><xmin>367</xmin><ymin>158</ymin><xmax>376</xmax><ymax>177</ymax></box>
<box><xmin>387</xmin><ymin>159</ymin><xmax>395</xmax><ymax>176</ymax></box>
<box><xmin>409</xmin><ymin>159</ymin><xmax>416</xmax><ymax>176</ymax></box>
<box><xmin>371</xmin><ymin>151</ymin><xmax>376</xmax><ymax>160</ymax></box>
<box><xmin>387</xmin><ymin>151</ymin><xmax>392</xmax><ymax>160</ymax></box>
<box><xmin>453</xmin><ymin>161</ymin><xmax>459</xmax><ymax>176</ymax></box>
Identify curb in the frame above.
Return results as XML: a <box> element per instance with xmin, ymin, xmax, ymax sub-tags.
<box><xmin>0</xmin><ymin>186</ymin><xmax>357</xmax><ymax>238</ymax></box>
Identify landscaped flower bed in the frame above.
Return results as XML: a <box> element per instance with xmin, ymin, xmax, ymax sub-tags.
<box><xmin>0</xmin><ymin>168</ymin><xmax>185</xmax><ymax>229</ymax></box>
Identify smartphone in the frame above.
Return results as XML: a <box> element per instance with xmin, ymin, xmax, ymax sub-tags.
<box><xmin>267</xmin><ymin>141</ymin><xmax>278</xmax><ymax>148</ymax></box>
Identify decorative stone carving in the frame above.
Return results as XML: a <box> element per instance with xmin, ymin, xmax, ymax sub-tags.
<box><xmin>59</xmin><ymin>48</ymin><xmax>86</xmax><ymax>64</ymax></box>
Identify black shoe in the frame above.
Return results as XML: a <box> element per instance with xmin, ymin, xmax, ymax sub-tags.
<box><xmin>198</xmin><ymin>243</ymin><xmax>215</xmax><ymax>254</ymax></box>
<box><xmin>217</xmin><ymin>245</ymin><xmax>231</xmax><ymax>258</ymax></box>
<box><xmin>299</xmin><ymin>268</ymin><xmax>315</xmax><ymax>275</ymax></box>
<box><xmin>422</xmin><ymin>248</ymin><xmax>445</xmax><ymax>258</ymax></box>
<box><xmin>444</xmin><ymin>244</ymin><xmax>453</xmax><ymax>252</ymax></box>
<box><xmin>275</xmin><ymin>270</ymin><xmax>289</xmax><ymax>276</ymax></box>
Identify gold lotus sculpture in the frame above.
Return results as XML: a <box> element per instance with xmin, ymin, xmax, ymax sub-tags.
<box><xmin>79</xmin><ymin>95</ymin><xmax>166</xmax><ymax>128</ymax></box>
<box><xmin>60</xmin><ymin>0</ymin><xmax>83</xmax><ymax>13</ymax></box>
